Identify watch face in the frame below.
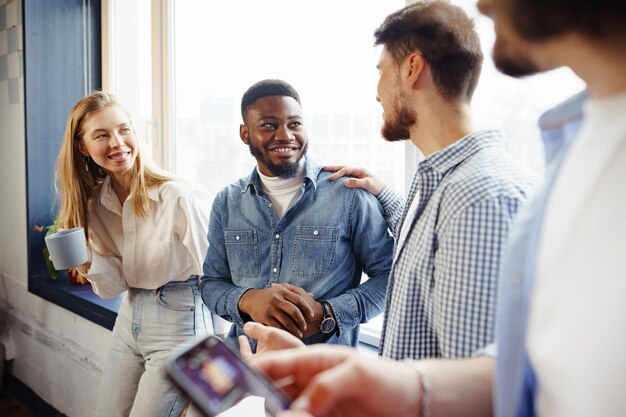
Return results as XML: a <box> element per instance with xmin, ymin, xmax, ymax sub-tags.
<box><xmin>320</xmin><ymin>317</ymin><xmax>336</xmax><ymax>334</ymax></box>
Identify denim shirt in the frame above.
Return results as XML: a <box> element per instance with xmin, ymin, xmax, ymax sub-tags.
<box><xmin>200</xmin><ymin>158</ymin><xmax>394</xmax><ymax>349</ymax></box>
<box><xmin>494</xmin><ymin>91</ymin><xmax>587</xmax><ymax>417</ymax></box>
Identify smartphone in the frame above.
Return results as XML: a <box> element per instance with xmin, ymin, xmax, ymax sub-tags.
<box><xmin>166</xmin><ymin>335</ymin><xmax>292</xmax><ymax>417</ymax></box>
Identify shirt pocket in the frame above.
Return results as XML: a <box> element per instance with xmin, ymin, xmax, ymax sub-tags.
<box><xmin>224</xmin><ymin>230</ymin><xmax>259</xmax><ymax>278</ymax></box>
<box><xmin>291</xmin><ymin>225</ymin><xmax>339</xmax><ymax>278</ymax></box>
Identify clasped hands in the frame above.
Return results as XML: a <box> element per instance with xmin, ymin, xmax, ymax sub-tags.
<box><xmin>238</xmin><ymin>283</ymin><xmax>324</xmax><ymax>340</ymax></box>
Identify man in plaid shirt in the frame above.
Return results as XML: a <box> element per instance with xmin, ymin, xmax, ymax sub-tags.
<box><xmin>328</xmin><ymin>1</ymin><xmax>535</xmax><ymax>360</ymax></box>
<box><xmin>242</xmin><ymin>1</ymin><xmax>534</xmax><ymax>362</ymax></box>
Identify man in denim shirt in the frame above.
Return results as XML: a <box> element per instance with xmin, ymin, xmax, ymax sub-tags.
<box><xmin>200</xmin><ymin>79</ymin><xmax>394</xmax><ymax>350</ymax></box>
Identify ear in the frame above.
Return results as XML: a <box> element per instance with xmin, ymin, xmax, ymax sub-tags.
<box><xmin>240</xmin><ymin>124</ymin><xmax>249</xmax><ymax>145</ymax></box>
<box><xmin>77</xmin><ymin>141</ymin><xmax>89</xmax><ymax>157</ymax></box>
<box><xmin>405</xmin><ymin>52</ymin><xmax>426</xmax><ymax>90</ymax></box>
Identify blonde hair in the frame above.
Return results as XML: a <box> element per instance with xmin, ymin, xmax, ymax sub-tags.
<box><xmin>56</xmin><ymin>90</ymin><xmax>171</xmax><ymax>231</ymax></box>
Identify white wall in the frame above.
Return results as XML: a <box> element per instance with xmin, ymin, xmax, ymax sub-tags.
<box><xmin>0</xmin><ymin>1</ymin><xmax>111</xmax><ymax>416</ymax></box>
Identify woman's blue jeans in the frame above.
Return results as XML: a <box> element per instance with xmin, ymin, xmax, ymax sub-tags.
<box><xmin>96</xmin><ymin>278</ymin><xmax>212</xmax><ymax>417</ymax></box>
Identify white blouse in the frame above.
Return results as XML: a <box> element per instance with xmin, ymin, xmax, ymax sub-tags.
<box><xmin>84</xmin><ymin>176</ymin><xmax>212</xmax><ymax>298</ymax></box>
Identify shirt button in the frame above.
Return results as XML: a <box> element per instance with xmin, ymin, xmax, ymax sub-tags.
<box><xmin>273</xmin><ymin>267</ymin><xmax>278</xmax><ymax>273</ymax></box>
<box><xmin>313</xmin><ymin>230</ymin><xmax>319</xmax><ymax>236</ymax></box>
<box><xmin>268</xmin><ymin>203</ymin><xmax>273</xmax><ymax>208</ymax></box>
<box><xmin>275</xmin><ymin>234</ymin><xmax>280</xmax><ymax>239</ymax></box>
<box><xmin>235</xmin><ymin>235</ymin><xmax>240</xmax><ymax>241</ymax></box>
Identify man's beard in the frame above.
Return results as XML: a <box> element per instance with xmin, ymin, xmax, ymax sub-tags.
<box><xmin>381</xmin><ymin>99</ymin><xmax>416</xmax><ymax>142</ymax></box>
<box><xmin>492</xmin><ymin>41</ymin><xmax>540</xmax><ymax>78</ymax></box>
<box><xmin>249</xmin><ymin>142</ymin><xmax>308</xmax><ymax>179</ymax></box>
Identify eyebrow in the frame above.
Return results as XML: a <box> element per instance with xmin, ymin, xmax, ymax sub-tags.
<box><xmin>87</xmin><ymin>123</ymin><xmax>130</xmax><ymax>135</ymax></box>
<box><xmin>256</xmin><ymin>115</ymin><xmax>302</xmax><ymax>122</ymax></box>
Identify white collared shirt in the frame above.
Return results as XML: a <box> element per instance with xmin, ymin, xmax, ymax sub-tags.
<box><xmin>84</xmin><ymin>176</ymin><xmax>212</xmax><ymax>298</ymax></box>
<box><xmin>528</xmin><ymin>91</ymin><xmax>626</xmax><ymax>416</ymax></box>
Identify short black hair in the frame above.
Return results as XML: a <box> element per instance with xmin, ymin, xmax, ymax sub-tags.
<box><xmin>240</xmin><ymin>79</ymin><xmax>301</xmax><ymax>119</ymax></box>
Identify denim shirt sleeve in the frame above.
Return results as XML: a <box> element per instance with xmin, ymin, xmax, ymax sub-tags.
<box><xmin>200</xmin><ymin>194</ymin><xmax>249</xmax><ymax>327</ymax></box>
<box><xmin>377</xmin><ymin>186</ymin><xmax>405</xmax><ymax>237</ymax></box>
<box><xmin>326</xmin><ymin>188</ymin><xmax>394</xmax><ymax>335</ymax></box>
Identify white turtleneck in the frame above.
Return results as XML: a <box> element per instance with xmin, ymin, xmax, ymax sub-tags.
<box><xmin>257</xmin><ymin>158</ymin><xmax>306</xmax><ymax>218</ymax></box>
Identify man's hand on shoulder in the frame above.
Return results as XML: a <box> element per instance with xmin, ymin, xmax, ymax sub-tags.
<box><xmin>323</xmin><ymin>165</ymin><xmax>386</xmax><ymax>196</ymax></box>
<box><xmin>238</xmin><ymin>285</ymin><xmax>315</xmax><ymax>338</ymax></box>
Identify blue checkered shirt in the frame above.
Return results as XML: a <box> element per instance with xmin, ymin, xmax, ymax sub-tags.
<box><xmin>379</xmin><ymin>130</ymin><xmax>536</xmax><ymax>360</ymax></box>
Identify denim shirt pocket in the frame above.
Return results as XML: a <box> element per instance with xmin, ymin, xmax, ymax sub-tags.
<box><xmin>291</xmin><ymin>225</ymin><xmax>339</xmax><ymax>278</ymax></box>
<box><xmin>224</xmin><ymin>230</ymin><xmax>259</xmax><ymax>278</ymax></box>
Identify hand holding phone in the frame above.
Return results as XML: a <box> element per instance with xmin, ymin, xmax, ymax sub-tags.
<box><xmin>166</xmin><ymin>335</ymin><xmax>292</xmax><ymax>417</ymax></box>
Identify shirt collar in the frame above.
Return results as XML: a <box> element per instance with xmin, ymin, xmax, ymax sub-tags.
<box><xmin>98</xmin><ymin>176</ymin><xmax>121</xmax><ymax>215</ymax></box>
<box><xmin>98</xmin><ymin>176</ymin><xmax>160</xmax><ymax>214</ymax></box>
<box><xmin>244</xmin><ymin>156</ymin><xmax>321</xmax><ymax>193</ymax></box>
<box><xmin>538</xmin><ymin>90</ymin><xmax>587</xmax><ymax>132</ymax></box>
<box><xmin>418</xmin><ymin>129</ymin><xmax>503</xmax><ymax>175</ymax></box>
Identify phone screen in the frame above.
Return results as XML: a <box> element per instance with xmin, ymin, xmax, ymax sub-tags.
<box><xmin>167</xmin><ymin>335</ymin><xmax>291</xmax><ymax>416</ymax></box>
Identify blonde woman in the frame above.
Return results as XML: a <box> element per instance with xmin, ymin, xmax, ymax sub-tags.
<box><xmin>57</xmin><ymin>91</ymin><xmax>213</xmax><ymax>417</ymax></box>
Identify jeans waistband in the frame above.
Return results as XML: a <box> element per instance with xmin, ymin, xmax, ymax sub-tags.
<box><xmin>164</xmin><ymin>275</ymin><xmax>200</xmax><ymax>288</ymax></box>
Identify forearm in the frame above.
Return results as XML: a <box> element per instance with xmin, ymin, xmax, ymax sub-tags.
<box><xmin>328</xmin><ymin>270</ymin><xmax>388</xmax><ymax>332</ymax></box>
<box><xmin>411</xmin><ymin>356</ymin><xmax>494</xmax><ymax>417</ymax></box>
<box><xmin>200</xmin><ymin>277</ymin><xmax>249</xmax><ymax>325</ymax></box>
<box><xmin>377</xmin><ymin>186</ymin><xmax>405</xmax><ymax>236</ymax></box>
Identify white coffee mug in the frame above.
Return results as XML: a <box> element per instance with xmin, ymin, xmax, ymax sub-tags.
<box><xmin>45</xmin><ymin>227</ymin><xmax>89</xmax><ymax>270</ymax></box>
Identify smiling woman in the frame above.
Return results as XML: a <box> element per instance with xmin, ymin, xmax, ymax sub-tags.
<box><xmin>54</xmin><ymin>90</ymin><xmax>216</xmax><ymax>416</ymax></box>
<box><xmin>79</xmin><ymin>106</ymin><xmax>138</xmax><ymax>190</ymax></box>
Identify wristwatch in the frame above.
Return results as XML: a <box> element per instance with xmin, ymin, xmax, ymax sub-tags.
<box><xmin>320</xmin><ymin>301</ymin><xmax>337</xmax><ymax>334</ymax></box>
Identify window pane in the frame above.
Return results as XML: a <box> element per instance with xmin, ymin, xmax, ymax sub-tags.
<box><xmin>172</xmin><ymin>0</ymin><xmax>406</xmax><ymax>195</ymax></box>
<box><xmin>169</xmin><ymin>1</ymin><xmax>584</xmax><ymax>344</ymax></box>
<box><xmin>108</xmin><ymin>0</ymin><xmax>152</xmax><ymax>152</ymax></box>
<box><xmin>455</xmin><ymin>0</ymin><xmax>585</xmax><ymax>175</ymax></box>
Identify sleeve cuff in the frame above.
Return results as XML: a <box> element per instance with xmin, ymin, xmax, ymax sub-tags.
<box><xmin>378</xmin><ymin>186</ymin><xmax>401</xmax><ymax>206</ymax></box>
<box><xmin>226</xmin><ymin>286</ymin><xmax>252</xmax><ymax>327</ymax></box>
<box><xmin>84</xmin><ymin>252</ymin><xmax>129</xmax><ymax>298</ymax></box>
<box><xmin>474</xmin><ymin>342</ymin><xmax>498</xmax><ymax>358</ymax></box>
<box><xmin>325</xmin><ymin>295</ymin><xmax>360</xmax><ymax>337</ymax></box>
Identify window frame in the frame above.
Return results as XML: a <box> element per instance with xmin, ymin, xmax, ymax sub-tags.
<box><xmin>24</xmin><ymin>0</ymin><xmax>121</xmax><ymax>330</ymax></box>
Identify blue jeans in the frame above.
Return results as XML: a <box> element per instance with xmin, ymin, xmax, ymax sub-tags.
<box><xmin>96</xmin><ymin>278</ymin><xmax>211</xmax><ymax>417</ymax></box>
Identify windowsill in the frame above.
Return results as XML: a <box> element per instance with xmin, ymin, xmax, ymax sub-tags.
<box><xmin>358</xmin><ymin>340</ymin><xmax>378</xmax><ymax>355</ymax></box>
<box><xmin>28</xmin><ymin>273</ymin><xmax>379</xmax><ymax>349</ymax></box>
<box><xmin>28</xmin><ymin>271</ymin><xmax>121</xmax><ymax>330</ymax></box>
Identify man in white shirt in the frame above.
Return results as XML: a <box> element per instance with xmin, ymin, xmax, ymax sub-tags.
<box><xmin>251</xmin><ymin>1</ymin><xmax>626</xmax><ymax>416</ymax></box>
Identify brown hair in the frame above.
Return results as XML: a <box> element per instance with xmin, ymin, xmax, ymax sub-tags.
<box><xmin>374</xmin><ymin>0</ymin><xmax>483</xmax><ymax>103</ymax></box>
<box><xmin>56</xmin><ymin>91</ymin><xmax>170</xmax><ymax>231</ymax></box>
<box><xmin>507</xmin><ymin>0</ymin><xmax>626</xmax><ymax>41</ymax></box>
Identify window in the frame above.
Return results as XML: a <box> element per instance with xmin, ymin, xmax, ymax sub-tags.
<box><xmin>105</xmin><ymin>0</ymin><xmax>584</xmax><ymax>344</ymax></box>
<box><xmin>103</xmin><ymin>0</ymin><xmax>155</xmax><ymax>159</ymax></box>
<box><xmin>171</xmin><ymin>0</ymin><xmax>408</xmax><ymax>196</ymax></box>
<box><xmin>25</xmin><ymin>0</ymin><xmax>121</xmax><ymax>330</ymax></box>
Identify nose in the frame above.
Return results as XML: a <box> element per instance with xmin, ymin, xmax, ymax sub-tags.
<box><xmin>476</xmin><ymin>0</ymin><xmax>492</xmax><ymax>16</ymax></box>
<box><xmin>109</xmin><ymin>132</ymin><xmax>125</xmax><ymax>148</ymax></box>
<box><xmin>275</xmin><ymin>124</ymin><xmax>295</xmax><ymax>141</ymax></box>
